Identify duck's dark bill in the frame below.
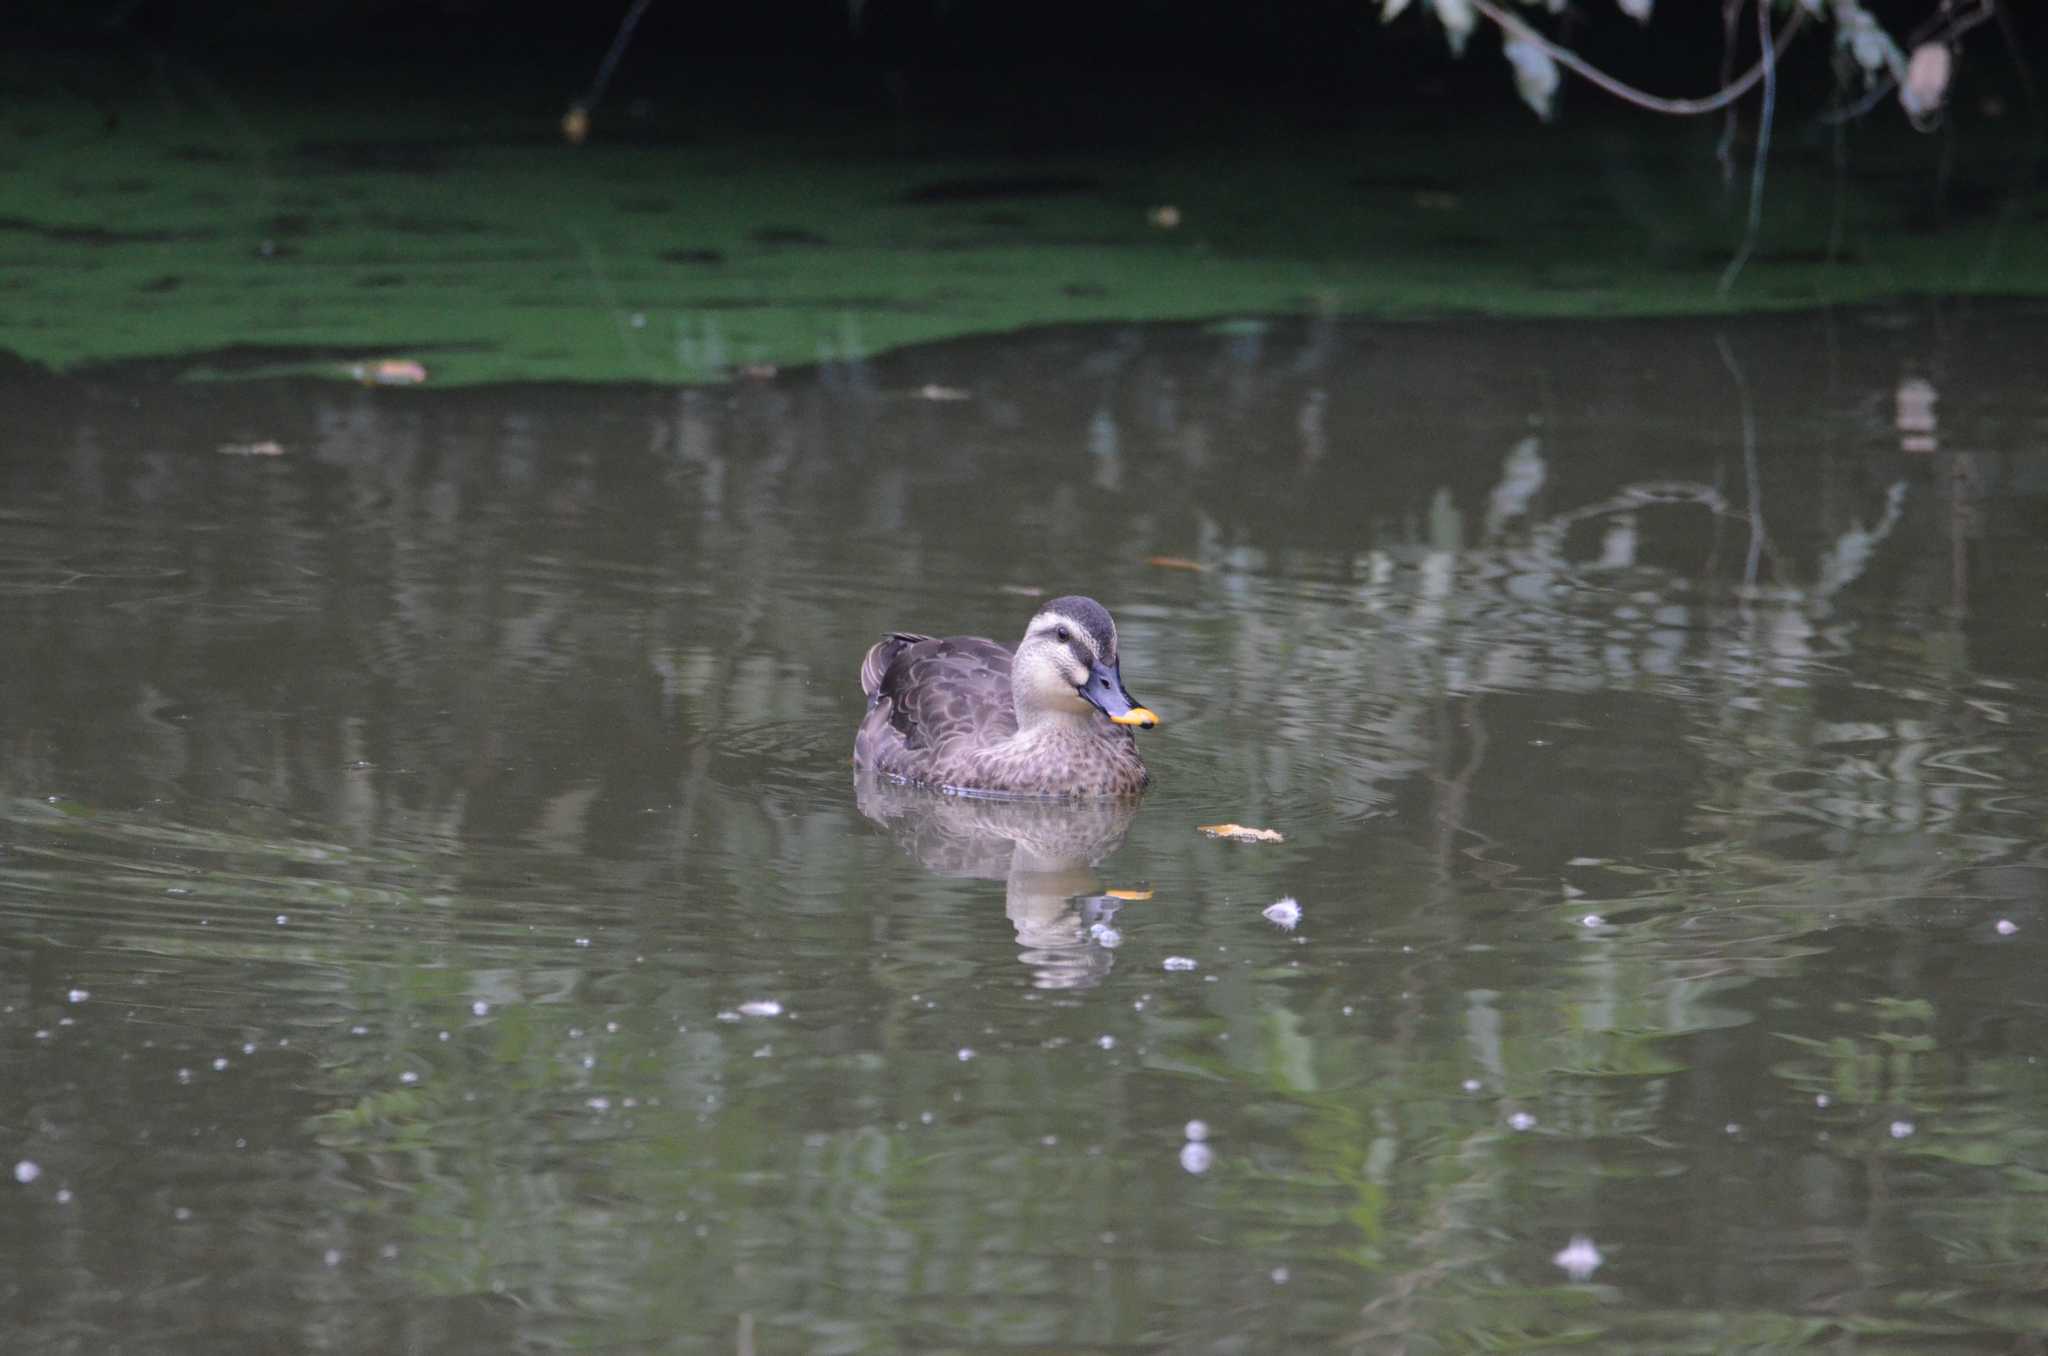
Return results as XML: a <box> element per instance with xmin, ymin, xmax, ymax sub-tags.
<box><xmin>1082</xmin><ymin>657</ymin><xmax>1159</xmax><ymax>730</ymax></box>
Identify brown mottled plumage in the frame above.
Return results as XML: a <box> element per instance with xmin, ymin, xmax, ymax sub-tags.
<box><xmin>854</xmin><ymin>595</ymin><xmax>1157</xmax><ymax>798</ymax></box>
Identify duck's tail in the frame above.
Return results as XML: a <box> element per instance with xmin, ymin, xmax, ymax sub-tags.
<box><xmin>859</xmin><ymin>633</ymin><xmax>929</xmax><ymax>703</ymax></box>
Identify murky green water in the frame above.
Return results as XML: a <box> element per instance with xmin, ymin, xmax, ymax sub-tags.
<box><xmin>4</xmin><ymin>304</ymin><xmax>2047</xmax><ymax>1353</ymax></box>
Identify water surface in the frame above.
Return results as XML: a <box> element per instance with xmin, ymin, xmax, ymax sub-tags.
<box><xmin>4</xmin><ymin>304</ymin><xmax>2047</xmax><ymax>1353</ymax></box>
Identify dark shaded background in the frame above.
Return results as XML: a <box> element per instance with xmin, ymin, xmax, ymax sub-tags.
<box><xmin>9</xmin><ymin>0</ymin><xmax>2041</xmax><ymax>141</ymax></box>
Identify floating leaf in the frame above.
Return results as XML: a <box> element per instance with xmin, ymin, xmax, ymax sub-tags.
<box><xmin>348</xmin><ymin>359</ymin><xmax>428</xmax><ymax>386</ymax></box>
<box><xmin>1199</xmin><ymin>823</ymin><xmax>1286</xmax><ymax>843</ymax></box>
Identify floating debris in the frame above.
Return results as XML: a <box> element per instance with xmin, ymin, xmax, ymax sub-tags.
<box><xmin>1145</xmin><ymin>554</ymin><xmax>1207</xmax><ymax>572</ymax></box>
<box><xmin>218</xmin><ymin>440</ymin><xmax>285</xmax><ymax>457</ymax></box>
<box><xmin>1552</xmin><ymin>1235</ymin><xmax>1604</xmax><ymax>1281</ymax></box>
<box><xmin>348</xmin><ymin>358</ymin><xmax>428</xmax><ymax>386</ymax></box>
<box><xmin>1199</xmin><ymin>823</ymin><xmax>1284</xmax><ymax>844</ymax></box>
<box><xmin>1995</xmin><ymin>918</ymin><xmax>2018</xmax><ymax>936</ymax></box>
<box><xmin>1508</xmin><ymin>1111</ymin><xmax>1537</xmax><ymax>1131</ymax></box>
<box><xmin>1262</xmin><ymin>897</ymin><xmax>1302</xmax><ymax>931</ymax></box>
<box><xmin>735</xmin><ymin>999</ymin><xmax>783</xmax><ymax>1018</ymax></box>
<box><xmin>1162</xmin><ymin>956</ymin><xmax>1198</xmax><ymax>972</ymax></box>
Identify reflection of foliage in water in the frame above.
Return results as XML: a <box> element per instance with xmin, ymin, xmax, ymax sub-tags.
<box><xmin>1</xmin><ymin>310</ymin><xmax>2045</xmax><ymax>1350</ymax></box>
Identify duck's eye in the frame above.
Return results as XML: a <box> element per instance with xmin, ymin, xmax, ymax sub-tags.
<box><xmin>1055</xmin><ymin>626</ymin><xmax>1070</xmax><ymax>644</ymax></box>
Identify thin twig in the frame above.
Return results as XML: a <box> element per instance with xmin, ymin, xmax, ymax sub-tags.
<box><xmin>1720</xmin><ymin>0</ymin><xmax>1777</xmax><ymax>296</ymax></box>
<box><xmin>1471</xmin><ymin>0</ymin><xmax>1805</xmax><ymax>117</ymax></box>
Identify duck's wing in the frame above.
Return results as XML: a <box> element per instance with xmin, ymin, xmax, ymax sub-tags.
<box><xmin>873</xmin><ymin>636</ymin><xmax>1017</xmax><ymax>750</ymax></box>
<box><xmin>861</xmin><ymin>632</ymin><xmax>931</xmax><ymax>701</ymax></box>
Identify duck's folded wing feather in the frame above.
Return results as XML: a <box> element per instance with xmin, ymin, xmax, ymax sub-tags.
<box><xmin>878</xmin><ymin>637</ymin><xmax>1016</xmax><ymax>749</ymax></box>
<box><xmin>861</xmin><ymin>633</ymin><xmax>932</xmax><ymax>701</ymax></box>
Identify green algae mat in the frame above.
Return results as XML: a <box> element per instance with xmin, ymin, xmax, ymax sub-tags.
<box><xmin>5</xmin><ymin>58</ymin><xmax>2043</xmax><ymax>386</ymax></box>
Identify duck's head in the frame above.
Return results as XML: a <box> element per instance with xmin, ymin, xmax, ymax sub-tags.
<box><xmin>1012</xmin><ymin>595</ymin><xmax>1158</xmax><ymax>731</ymax></box>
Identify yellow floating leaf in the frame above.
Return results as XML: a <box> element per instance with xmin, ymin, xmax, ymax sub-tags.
<box><xmin>349</xmin><ymin>359</ymin><xmax>428</xmax><ymax>386</ymax></box>
<box><xmin>1198</xmin><ymin>823</ymin><xmax>1285</xmax><ymax>844</ymax></box>
<box><xmin>1146</xmin><ymin>555</ymin><xmax>1207</xmax><ymax>572</ymax></box>
<box><xmin>1105</xmin><ymin>887</ymin><xmax>1154</xmax><ymax>901</ymax></box>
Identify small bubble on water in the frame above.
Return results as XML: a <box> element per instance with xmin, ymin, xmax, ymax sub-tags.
<box><xmin>1179</xmin><ymin>1141</ymin><xmax>1213</xmax><ymax>1174</ymax></box>
<box><xmin>919</xmin><ymin>1110</ymin><xmax>934</xmax><ymax>1125</ymax></box>
<box><xmin>14</xmin><ymin>1161</ymin><xmax>39</xmax><ymax>1184</ymax></box>
<box><xmin>574</xmin><ymin>937</ymin><xmax>592</xmax><ymax>948</ymax></box>
<box><xmin>586</xmin><ymin>1097</ymin><xmax>611</xmax><ymax>1112</ymax></box>
<box><xmin>275</xmin><ymin>915</ymin><xmax>288</xmax><ymax>926</ymax></box>
<box><xmin>1270</xmin><ymin>1266</ymin><xmax>1290</xmax><ymax>1285</ymax></box>
<box><xmin>323</xmin><ymin>1249</ymin><xmax>342</xmax><ymax>1267</ymax></box>
<box><xmin>1462</xmin><ymin>1078</ymin><xmax>1483</xmax><ymax>1093</ymax></box>
<box><xmin>174</xmin><ymin>1206</ymin><xmax>192</xmax><ymax>1221</ymax></box>
<box><xmin>349</xmin><ymin>1025</ymin><xmax>369</xmax><ymax>1036</ymax></box>
<box><xmin>176</xmin><ymin>1068</ymin><xmax>193</xmax><ymax>1084</ymax></box>
<box><xmin>1041</xmin><ymin>1134</ymin><xmax>1058</xmax><ymax>1146</ymax></box>
<box><xmin>1163</xmin><ymin>956</ymin><xmax>1197</xmax><ymax>972</ymax></box>
<box><xmin>1097</xmin><ymin>1035</ymin><xmax>1116</xmax><ymax>1050</ymax></box>
<box><xmin>472</xmin><ymin>1001</ymin><xmax>491</xmax><ymax>1017</ymax></box>
<box><xmin>1995</xmin><ymin>918</ymin><xmax>2018</xmax><ymax>936</ymax></box>
<box><xmin>399</xmin><ymin>1070</ymin><xmax>420</xmax><ymax>1085</ymax></box>
<box><xmin>437</xmin><ymin>1031</ymin><xmax>450</xmax><ymax>1042</ymax></box>
<box><xmin>55</xmin><ymin>1188</ymin><xmax>73</xmax><ymax>1204</ymax></box>
<box><xmin>1090</xmin><ymin>924</ymin><xmax>1122</xmax><ymax>948</ymax></box>
<box><xmin>1184</xmin><ymin>1120</ymin><xmax>1209</xmax><ymax>1143</ymax></box>
<box><xmin>212</xmin><ymin>1057</ymin><xmax>229</xmax><ymax>1072</ymax></box>
<box><xmin>241</xmin><ymin>1043</ymin><xmax>256</xmax><ymax>1056</ymax></box>
<box><xmin>1815</xmin><ymin>1094</ymin><xmax>1831</xmax><ymax>1108</ymax></box>
<box><xmin>957</xmin><ymin>1047</ymin><xmax>976</xmax><ymax>1062</ymax></box>
<box><xmin>1580</xmin><ymin>914</ymin><xmax>1604</xmax><ymax>928</ymax></box>
<box><xmin>1508</xmin><ymin>1111</ymin><xmax>1538</xmax><ymax>1131</ymax></box>
<box><xmin>1890</xmin><ymin>1119</ymin><xmax>1915</xmax><ymax>1139</ymax></box>
<box><xmin>736</xmin><ymin>1000</ymin><xmax>783</xmax><ymax>1018</ymax></box>
<box><xmin>66</xmin><ymin>988</ymin><xmax>89</xmax><ymax>1004</ymax></box>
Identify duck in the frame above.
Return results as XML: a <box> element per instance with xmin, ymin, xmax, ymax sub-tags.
<box><xmin>855</xmin><ymin>595</ymin><xmax>1158</xmax><ymax>798</ymax></box>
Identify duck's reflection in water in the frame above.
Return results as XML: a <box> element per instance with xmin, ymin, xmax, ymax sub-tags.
<box><xmin>856</xmin><ymin>776</ymin><xmax>1142</xmax><ymax>990</ymax></box>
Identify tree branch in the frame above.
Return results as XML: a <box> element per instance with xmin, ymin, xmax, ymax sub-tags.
<box><xmin>1470</xmin><ymin>0</ymin><xmax>1807</xmax><ymax>117</ymax></box>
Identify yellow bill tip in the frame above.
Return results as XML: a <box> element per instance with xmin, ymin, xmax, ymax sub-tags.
<box><xmin>1110</xmin><ymin>707</ymin><xmax>1159</xmax><ymax>729</ymax></box>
